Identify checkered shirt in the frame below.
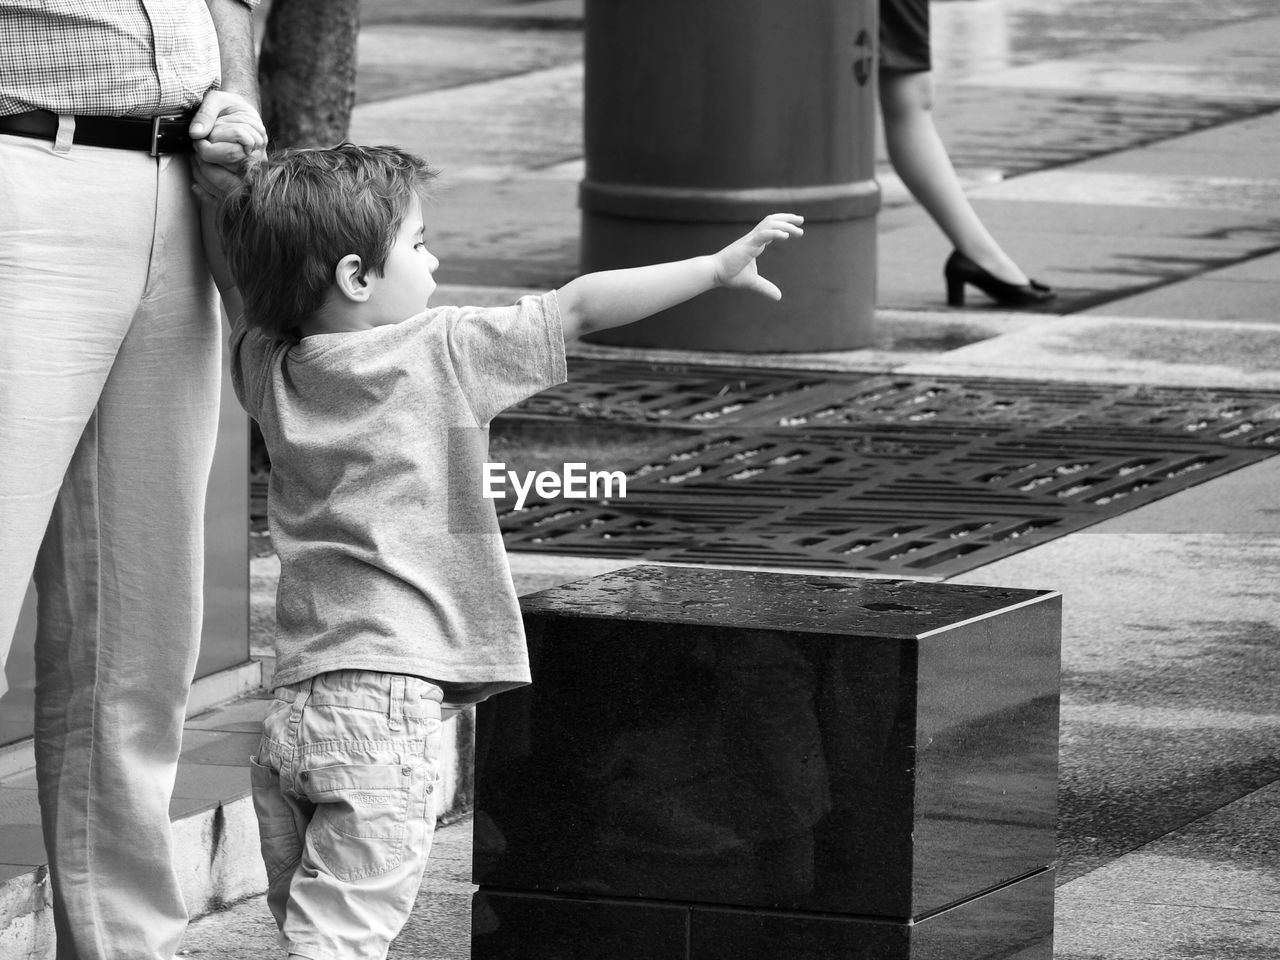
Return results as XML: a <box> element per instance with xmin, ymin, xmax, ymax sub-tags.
<box><xmin>0</xmin><ymin>0</ymin><xmax>256</xmax><ymax>118</ymax></box>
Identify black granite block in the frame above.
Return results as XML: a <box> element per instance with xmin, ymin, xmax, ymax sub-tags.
<box><xmin>471</xmin><ymin>891</ymin><xmax>689</xmax><ymax>960</ymax></box>
<box><xmin>475</xmin><ymin>565</ymin><xmax>1059</xmax><ymax>919</ymax></box>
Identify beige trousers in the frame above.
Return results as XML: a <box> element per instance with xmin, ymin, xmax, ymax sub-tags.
<box><xmin>0</xmin><ymin>130</ymin><xmax>220</xmax><ymax>959</ymax></box>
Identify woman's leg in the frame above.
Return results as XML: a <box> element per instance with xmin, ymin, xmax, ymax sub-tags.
<box><xmin>879</xmin><ymin>68</ymin><xmax>1030</xmax><ymax>286</ymax></box>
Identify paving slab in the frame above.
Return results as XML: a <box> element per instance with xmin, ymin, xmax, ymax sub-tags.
<box><xmin>172</xmin><ymin>762</ymin><xmax>252</xmax><ymax>805</ymax></box>
<box><xmin>1060</xmin><ymin>780</ymin><xmax>1280</xmax><ymax>913</ymax></box>
<box><xmin>934</xmin><ymin>85</ymin><xmax>1273</xmax><ymax>179</ymax></box>
<box><xmin>0</xmin><ymin>861</ymin><xmax>37</xmax><ymax>884</ymax></box>
<box><xmin>1078</xmin><ymin>139</ymin><xmax>1280</xmax><ymax>184</ymax></box>
<box><xmin>348</xmin><ymin>63</ymin><xmax>581</xmax><ymax>175</ymax></box>
<box><xmin>184</xmin><ymin>697</ymin><xmax>272</xmax><ymax>735</ymax></box>
<box><xmin>1099</xmin><ymin>456</ymin><xmax>1280</xmax><ymax>535</ymax></box>
<box><xmin>969</xmin><ymin>168</ymin><xmax>1280</xmax><ymax>215</ymax></box>
<box><xmin>1112</xmin><ymin>12</ymin><xmax>1280</xmax><ymax>68</ymax></box>
<box><xmin>1055</xmin><ymin>781</ymin><xmax>1280</xmax><ymax>958</ymax></box>
<box><xmin>361</xmin><ymin>0</ymin><xmax>582</xmax><ymax>31</ymax></box>
<box><xmin>1054</xmin><ymin>898</ymin><xmax>1280</xmax><ymax>960</ymax></box>
<box><xmin>1211</xmin><ymin>251</ymin><xmax>1280</xmax><ymax>283</ymax></box>
<box><xmin>356</xmin><ymin>24</ymin><xmax>581</xmax><ymax>105</ymax></box>
<box><xmin>930</xmin><ymin>197</ymin><xmax>1280</xmax><ymax>241</ymax></box>
<box><xmin>972</xmin><ymin>58</ymin><xmax>1280</xmax><ymax>105</ymax></box>
<box><xmin>1082</xmin><ymin>276</ymin><xmax>1280</xmax><ymax>322</ymax></box>
<box><xmin>958</xmin><ymin>528</ymin><xmax>1280</xmax><ymax>880</ymax></box>
<box><xmin>899</xmin><ymin>316</ymin><xmax>1280</xmax><ymax>388</ymax></box>
<box><xmin>1136</xmin><ymin>109</ymin><xmax>1280</xmax><ymax>156</ymax></box>
<box><xmin>425</xmin><ymin>178</ymin><xmax>579</xmax><ymax>289</ymax></box>
<box><xmin>178</xmin><ymin>730</ymin><xmax>265</xmax><ymax>768</ymax></box>
<box><xmin>938</xmin><ymin>0</ymin><xmax>1280</xmax><ymax>69</ymax></box>
<box><xmin>971</xmin><ymin>14</ymin><xmax>1280</xmax><ymax>101</ymax></box>
<box><xmin>933</xmin><ymin>16</ymin><xmax>1280</xmax><ymax>183</ymax></box>
<box><xmin>0</xmin><ymin>788</ymin><xmax>43</xmax><ymax>870</ymax></box>
<box><xmin>950</xmin><ymin>444</ymin><xmax>1280</xmax><ymax>883</ymax></box>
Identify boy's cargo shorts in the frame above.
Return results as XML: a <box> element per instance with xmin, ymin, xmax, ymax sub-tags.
<box><xmin>250</xmin><ymin>670</ymin><xmax>445</xmax><ymax>960</ymax></box>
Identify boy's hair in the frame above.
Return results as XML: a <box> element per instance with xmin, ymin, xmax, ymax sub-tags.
<box><xmin>217</xmin><ymin>143</ymin><xmax>437</xmax><ymax>340</ymax></box>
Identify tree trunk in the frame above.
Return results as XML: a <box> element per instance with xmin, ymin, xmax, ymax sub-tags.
<box><xmin>258</xmin><ymin>0</ymin><xmax>362</xmax><ymax>148</ymax></box>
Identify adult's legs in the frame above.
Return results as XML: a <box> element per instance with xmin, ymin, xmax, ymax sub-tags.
<box><xmin>0</xmin><ymin>135</ymin><xmax>141</xmax><ymax>692</ymax></box>
<box><xmin>879</xmin><ymin>68</ymin><xmax>1030</xmax><ymax>286</ymax></box>
<box><xmin>0</xmin><ymin>132</ymin><xmax>220</xmax><ymax>960</ymax></box>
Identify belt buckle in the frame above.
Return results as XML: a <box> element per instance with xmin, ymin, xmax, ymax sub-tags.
<box><xmin>150</xmin><ymin>113</ymin><xmax>185</xmax><ymax>157</ymax></box>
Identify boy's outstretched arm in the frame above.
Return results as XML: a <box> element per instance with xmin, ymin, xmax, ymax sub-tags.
<box><xmin>556</xmin><ymin>213</ymin><xmax>804</xmax><ymax>340</ymax></box>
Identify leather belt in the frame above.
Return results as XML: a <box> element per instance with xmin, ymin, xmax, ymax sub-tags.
<box><xmin>0</xmin><ymin>110</ymin><xmax>194</xmax><ymax>155</ymax></box>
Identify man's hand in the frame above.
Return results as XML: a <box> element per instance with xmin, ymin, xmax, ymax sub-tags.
<box><xmin>711</xmin><ymin>213</ymin><xmax>805</xmax><ymax>300</ymax></box>
<box><xmin>189</xmin><ymin>89</ymin><xmax>267</xmax><ymax>196</ymax></box>
<box><xmin>190</xmin><ymin>89</ymin><xmax>266</xmax><ymax>153</ymax></box>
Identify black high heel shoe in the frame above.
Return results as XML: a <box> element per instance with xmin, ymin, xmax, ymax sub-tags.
<box><xmin>944</xmin><ymin>250</ymin><xmax>1056</xmax><ymax>308</ymax></box>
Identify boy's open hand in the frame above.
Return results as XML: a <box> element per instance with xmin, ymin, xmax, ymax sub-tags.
<box><xmin>712</xmin><ymin>213</ymin><xmax>804</xmax><ymax>300</ymax></box>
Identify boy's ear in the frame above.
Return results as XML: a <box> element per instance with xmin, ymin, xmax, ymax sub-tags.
<box><xmin>333</xmin><ymin>254</ymin><xmax>371</xmax><ymax>303</ymax></box>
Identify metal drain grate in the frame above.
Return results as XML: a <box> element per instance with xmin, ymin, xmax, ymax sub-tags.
<box><xmin>779</xmin><ymin>378</ymin><xmax>1280</xmax><ymax>444</ymax></box>
<box><xmin>510</xmin><ymin>358</ymin><xmax>841</xmax><ymax>427</ymax></box>
<box><xmin>498</xmin><ymin>435</ymin><xmax>1267</xmax><ymax>575</ymax></box>
<box><xmin>516</xmin><ymin>364</ymin><xmax>1280</xmax><ymax>442</ymax></box>
<box><xmin>497</xmin><ymin>363</ymin><xmax>1280</xmax><ymax>576</ymax></box>
<box><xmin>775</xmin><ymin>377</ymin><xmax>1122</xmax><ymax>428</ymax></box>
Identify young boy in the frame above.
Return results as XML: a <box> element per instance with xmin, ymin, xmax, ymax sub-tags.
<box><xmin>198</xmin><ymin>142</ymin><xmax>802</xmax><ymax>960</ymax></box>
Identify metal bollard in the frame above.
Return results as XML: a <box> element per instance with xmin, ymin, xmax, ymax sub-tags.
<box><xmin>579</xmin><ymin>0</ymin><xmax>880</xmax><ymax>352</ymax></box>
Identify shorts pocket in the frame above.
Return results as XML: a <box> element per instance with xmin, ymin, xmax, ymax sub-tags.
<box><xmin>249</xmin><ymin>755</ymin><xmax>305</xmax><ymax>885</ymax></box>
<box><xmin>304</xmin><ymin>762</ymin><xmax>413</xmax><ymax>881</ymax></box>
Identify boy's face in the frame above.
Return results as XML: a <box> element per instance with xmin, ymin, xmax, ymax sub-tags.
<box><xmin>373</xmin><ymin>198</ymin><xmax>439</xmax><ymax>322</ymax></box>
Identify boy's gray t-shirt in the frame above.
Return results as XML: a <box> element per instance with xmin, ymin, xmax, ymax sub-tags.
<box><xmin>229</xmin><ymin>294</ymin><xmax>567</xmax><ymax>701</ymax></box>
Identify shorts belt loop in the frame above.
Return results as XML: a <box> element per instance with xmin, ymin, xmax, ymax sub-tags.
<box><xmin>284</xmin><ymin>685</ymin><xmax>311</xmax><ymax>783</ymax></box>
<box><xmin>389</xmin><ymin>675</ymin><xmax>406</xmax><ymax>731</ymax></box>
<box><xmin>54</xmin><ymin>114</ymin><xmax>75</xmax><ymax>155</ymax></box>
<box><xmin>290</xmin><ymin>684</ymin><xmax>311</xmax><ymax>726</ymax></box>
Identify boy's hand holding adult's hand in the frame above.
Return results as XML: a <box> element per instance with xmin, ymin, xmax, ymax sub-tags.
<box><xmin>189</xmin><ymin>89</ymin><xmax>267</xmax><ymax>195</ymax></box>
<box><xmin>712</xmin><ymin>213</ymin><xmax>805</xmax><ymax>300</ymax></box>
<box><xmin>188</xmin><ymin>90</ymin><xmax>261</xmax><ymax>318</ymax></box>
